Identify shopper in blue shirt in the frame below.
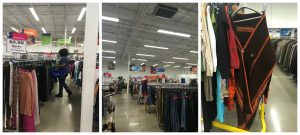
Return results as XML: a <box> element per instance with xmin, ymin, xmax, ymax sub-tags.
<box><xmin>55</xmin><ymin>48</ymin><xmax>73</xmax><ymax>97</ymax></box>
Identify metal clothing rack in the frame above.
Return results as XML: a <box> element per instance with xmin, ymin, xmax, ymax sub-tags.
<box><xmin>205</xmin><ymin>96</ymin><xmax>266</xmax><ymax>132</ymax></box>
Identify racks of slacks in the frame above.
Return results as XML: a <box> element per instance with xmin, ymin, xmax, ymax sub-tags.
<box><xmin>156</xmin><ymin>86</ymin><xmax>198</xmax><ymax>132</ymax></box>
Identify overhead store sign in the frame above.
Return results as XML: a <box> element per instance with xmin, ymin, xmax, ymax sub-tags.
<box><xmin>42</xmin><ymin>33</ymin><xmax>52</xmax><ymax>46</ymax></box>
<box><xmin>156</xmin><ymin>68</ymin><xmax>165</xmax><ymax>72</ymax></box>
<box><xmin>57</xmin><ymin>39</ymin><xmax>71</xmax><ymax>45</ymax></box>
<box><xmin>150</xmin><ymin>66</ymin><xmax>157</xmax><ymax>74</ymax></box>
<box><xmin>6</xmin><ymin>39</ymin><xmax>27</xmax><ymax>53</ymax></box>
<box><xmin>22</xmin><ymin>28</ymin><xmax>38</xmax><ymax>37</ymax></box>
<box><xmin>12</xmin><ymin>32</ymin><xmax>28</xmax><ymax>40</ymax></box>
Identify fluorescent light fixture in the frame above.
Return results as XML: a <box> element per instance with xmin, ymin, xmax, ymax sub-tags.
<box><xmin>162</xmin><ymin>61</ymin><xmax>175</xmax><ymax>64</ymax></box>
<box><xmin>186</xmin><ymin>63</ymin><xmax>197</xmax><ymax>65</ymax></box>
<box><xmin>184</xmin><ymin>66</ymin><xmax>191</xmax><ymax>68</ymax></box>
<box><xmin>103</xmin><ymin>56</ymin><xmax>115</xmax><ymax>59</ymax></box>
<box><xmin>102</xmin><ymin>50</ymin><xmax>116</xmax><ymax>53</ymax></box>
<box><xmin>77</xmin><ymin>7</ymin><xmax>87</xmax><ymax>21</ymax></box>
<box><xmin>4</xmin><ymin>36</ymin><xmax>7</xmax><ymax>38</ymax></box>
<box><xmin>140</xmin><ymin>63</ymin><xmax>145</xmax><ymax>65</ymax></box>
<box><xmin>136</xmin><ymin>54</ymin><xmax>155</xmax><ymax>57</ymax></box>
<box><xmin>137</xmin><ymin>59</ymin><xmax>147</xmax><ymax>61</ymax></box>
<box><xmin>113</xmin><ymin>61</ymin><xmax>116</xmax><ymax>64</ymax></box>
<box><xmin>102</xmin><ymin>39</ymin><xmax>117</xmax><ymax>44</ymax></box>
<box><xmin>71</xmin><ymin>28</ymin><xmax>76</xmax><ymax>34</ymax></box>
<box><xmin>10</xmin><ymin>27</ymin><xmax>18</xmax><ymax>32</ymax></box>
<box><xmin>29</xmin><ymin>8</ymin><xmax>40</xmax><ymax>21</ymax></box>
<box><xmin>189</xmin><ymin>50</ymin><xmax>198</xmax><ymax>53</ymax></box>
<box><xmin>132</xmin><ymin>58</ymin><xmax>136</xmax><ymax>60</ymax></box>
<box><xmin>153</xmin><ymin>64</ymin><xmax>158</xmax><ymax>66</ymax></box>
<box><xmin>41</xmin><ymin>27</ymin><xmax>47</xmax><ymax>33</ymax></box>
<box><xmin>69</xmin><ymin>36</ymin><xmax>72</xmax><ymax>40</ymax></box>
<box><xmin>157</xmin><ymin>29</ymin><xmax>191</xmax><ymax>38</ymax></box>
<box><xmin>174</xmin><ymin>65</ymin><xmax>181</xmax><ymax>68</ymax></box>
<box><xmin>144</xmin><ymin>45</ymin><xmax>169</xmax><ymax>50</ymax></box>
<box><xmin>102</xmin><ymin>16</ymin><xmax>119</xmax><ymax>22</ymax></box>
<box><xmin>164</xmin><ymin>65</ymin><xmax>170</xmax><ymax>67</ymax></box>
<box><xmin>172</xmin><ymin>57</ymin><xmax>188</xmax><ymax>60</ymax></box>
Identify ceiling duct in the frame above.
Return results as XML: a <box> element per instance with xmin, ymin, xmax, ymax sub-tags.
<box><xmin>153</xmin><ymin>4</ymin><xmax>178</xmax><ymax>19</ymax></box>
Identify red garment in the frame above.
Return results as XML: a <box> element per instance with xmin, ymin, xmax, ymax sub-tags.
<box><xmin>228</xmin><ymin>69</ymin><xmax>236</xmax><ymax>110</ymax></box>
<box><xmin>225</xmin><ymin>6</ymin><xmax>240</xmax><ymax>69</ymax></box>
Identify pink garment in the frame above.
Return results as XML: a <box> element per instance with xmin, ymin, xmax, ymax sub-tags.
<box><xmin>22</xmin><ymin>115</ymin><xmax>35</xmax><ymax>132</ymax></box>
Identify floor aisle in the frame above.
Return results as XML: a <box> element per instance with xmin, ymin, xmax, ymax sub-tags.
<box><xmin>103</xmin><ymin>91</ymin><xmax>163</xmax><ymax>132</ymax></box>
<box><xmin>210</xmin><ymin>65</ymin><xmax>297</xmax><ymax>132</ymax></box>
<box><xmin>36</xmin><ymin>77</ymin><xmax>82</xmax><ymax>132</ymax></box>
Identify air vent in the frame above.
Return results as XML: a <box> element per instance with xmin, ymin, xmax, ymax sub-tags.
<box><xmin>154</xmin><ymin>4</ymin><xmax>178</xmax><ymax>19</ymax></box>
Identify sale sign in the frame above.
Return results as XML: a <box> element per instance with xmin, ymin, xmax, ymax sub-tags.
<box><xmin>6</xmin><ymin>39</ymin><xmax>27</xmax><ymax>53</ymax></box>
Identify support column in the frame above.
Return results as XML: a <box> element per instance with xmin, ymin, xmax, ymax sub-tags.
<box><xmin>80</xmin><ymin>3</ymin><xmax>99</xmax><ymax>132</ymax></box>
<box><xmin>127</xmin><ymin>55</ymin><xmax>130</xmax><ymax>95</ymax></box>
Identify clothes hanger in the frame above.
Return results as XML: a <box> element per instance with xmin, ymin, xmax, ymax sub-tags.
<box><xmin>231</xmin><ymin>7</ymin><xmax>263</xmax><ymax>23</ymax></box>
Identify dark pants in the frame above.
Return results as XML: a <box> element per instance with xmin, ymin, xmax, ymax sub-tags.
<box><xmin>58</xmin><ymin>75</ymin><xmax>72</xmax><ymax>95</ymax></box>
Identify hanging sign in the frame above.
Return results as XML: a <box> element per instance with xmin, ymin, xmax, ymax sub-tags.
<box><xmin>42</xmin><ymin>33</ymin><xmax>52</xmax><ymax>46</ymax></box>
<box><xmin>22</xmin><ymin>28</ymin><xmax>39</xmax><ymax>37</ymax></box>
<box><xmin>150</xmin><ymin>66</ymin><xmax>157</xmax><ymax>74</ymax></box>
<box><xmin>6</xmin><ymin>39</ymin><xmax>27</xmax><ymax>53</ymax></box>
<box><xmin>156</xmin><ymin>68</ymin><xmax>165</xmax><ymax>72</ymax></box>
<box><xmin>12</xmin><ymin>32</ymin><xmax>28</xmax><ymax>40</ymax></box>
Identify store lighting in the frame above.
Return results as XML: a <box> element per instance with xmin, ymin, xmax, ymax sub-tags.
<box><xmin>71</xmin><ymin>28</ymin><xmax>76</xmax><ymax>34</ymax></box>
<box><xmin>189</xmin><ymin>50</ymin><xmax>198</xmax><ymax>53</ymax></box>
<box><xmin>103</xmin><ymin>56</ymin><xmax>115</xmax><ymax>59</ymax></box>
<box><xmin>69</xmin><ymin>36</ymin><xmax>72</xmax><ymax>40</ymax></box>
<box><xmin>140</xmin><ymin>63</ymin><xmax>145</xmax><ymax>65</ymax></box>
<box><xmin>136</xmin><ymin>54</ymin><xmax>155</xmax><ymax>57</ymax></box>
<box><xmin>132</xmin><ymin>58</ymin><xmax>136</xmax><ymax>60</ymax></box>
<box><xmin>29</xmin><ymin>8</ymin><xmax>40</xmax><ymax>21</ymax></box>
<box><xmin>174</xmin><ymin>65</ymin><xmax>181</xmax><ymax>68</ymax></box>
<box><xmin>157</xmin><ymin>29</ymin><xmax>191</xmax><ymax>38</ymax></box>
<box><xmin>102</xmin><ymin>16</ymin><xmax>119</xmax><ymax>22</ymax></box>
<box><xmin>77</xmin><ymin>7</ymin><xmax>87</xmax><ymax>21</ymax></box>
<box><xmin>102</xmin><ymin>39</ymin><xmax>117</xmax><ymax>44</ymax></box>
<box><xmin>102</xmin><ymin>50</ymin><xmax>116</xmax><ymax>53</ymax></box>
<box><xmin>164</xmin><ymin>65</ymin><xmax>170</xmax><ymax>67</ymax></box>
<box><xmin>113</xmin><ymin>61</ymin><xmax>116</xmax><ymax>64</ymax></box>
<box><xmin>144</xmin><ymin>45</ymin><xmax>169</xmax><ymax>50</ymax></box>
<box><xmin>10</xmin><ymin>27</ymin><xmax>18</xmax><ymax>32</ymax></box>
<box><xmin>41</xmin><ymin>27</ymin><xmax>47</xmax><ymax>33</ymax></box>
<box><xmin>184</xmin><ymin>66</ymin><xmax>191</xmax><ymax>68</ymax></box>
<box><xmin>186</xmin><ymin>63</ymin><xmax>197</xmax><ymax>65</ymax></box>
<box><xmin>153</xmin><ymin>64</ymin><xmax>158</xmax><ymax>66</ymax></box>
<box><xmin>137</xmin><ymin>59</ymin><xmax>147</xmax><ymax>61</ymax></box>
<box><xmin>172</xmin><ymin>57</ymin><xmax>188</xmax><ymax>60</ymax></box>
<box><xmin>162</xmin><ymin>61</ymin><xmax>175</xmax><ymax>64</ymax></box>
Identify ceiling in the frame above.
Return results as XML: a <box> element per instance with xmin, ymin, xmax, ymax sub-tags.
<box><xmin>3</xmin><ymin>3</ymin><xmax>87</xmax><ymax>44</ymax></box>
<box><xmin>102</xmin><ymin>3</ymin><xmax>198</xmax><ymax>67</ymax></box>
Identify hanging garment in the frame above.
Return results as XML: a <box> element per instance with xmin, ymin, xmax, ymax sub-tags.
<box><xmin>201</xmin><ymin>3</ymin><xmax>214</xmax><ymax>77</ymax></box>
<box><xmin>207</xmin><ymin>5</ymin><xmax>218</xmax><ymax>72</ymax></box>
<box><xmin>216</xmin><ymin>70</ymin><xmax>224</xmax><ymax>123</ymax></box>
<box><xmin>232</xmin><ymin>12</ymin><xmax>276</xmax><ymax>130</ymax></box>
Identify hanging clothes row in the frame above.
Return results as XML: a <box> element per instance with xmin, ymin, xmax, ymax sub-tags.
<box><xmin>272</xmin><ymin>38</ymin><xmax>297</xmax><ymax>78</ymax></box>
<box><xmin>201</xmin><ymin>3</ymin><xmax>276</xmax><ymax>131</ymax></box>
<box><xmin>3</xmin><ymin>60</ymin><xmax>56</xmax><ymax>132</ymax></box>
<box><xmin>156</xmin><ymin>87</ymin><xmax>198</xmax><ymax>132</ymax></box>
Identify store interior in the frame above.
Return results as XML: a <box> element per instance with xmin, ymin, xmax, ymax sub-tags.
<box><xmin>102</xmin><ymin>3</ymin><xmax>198</xmax><ymax>132</ymax></box>
<box><xmin>201</xmin><ymin>3</ymin><xmax>297</xmax><ymax>132</ymax></box>
<box><xmin>3</xmin><ymin>3</ymin><xmax>99</xmax><ymax>132</ymax></box>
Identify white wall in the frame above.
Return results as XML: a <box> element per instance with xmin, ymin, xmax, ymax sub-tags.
<box><xmin>102</xmin><ymin>59</ymin><xmax>192</xmax><ymax>80</ymax></box>
<box><xmin>239</xmin><ymin>3</ymin><xmax>297</xmax><ymax>28</ymax></box>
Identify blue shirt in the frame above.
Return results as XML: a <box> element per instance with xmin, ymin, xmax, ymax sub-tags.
<box><xmin>59</xmin><ymin>56</ymin><xmax>69</xmax><ymax>73</ymax></box>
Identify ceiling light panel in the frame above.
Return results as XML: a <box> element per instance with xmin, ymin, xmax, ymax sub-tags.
<box><xmin>10</xmin><ymin>27</ymin><xmax>18</xmax><ymax>32</ymax></box>
<box><xmin>137</xmin><ymin>59</ymin><xmax>147</xmax><ymax>61</ymax></box>
<box><xmin>162</xmin><ymin>61</ymin><xmax>175</xmax><ymax>64</ymax></box>
<box><xmin>103</xmin><ymin>56</ymin><xmax>115</xmax><ymax>59</ymax></box>
<box><xmin>136</xmin><ymin>54</ymin><xmax>155</xmax><ymax>57</ymax></box>
<box><xmin>41</xmin><ymin>27</ymin><xmax>47</xmax><ymax>33</ymax></box>
<box><xmin>164</xmin><ymin>65</ymin><xmax>170</xmax><ymax>67</ymax></box>
<box><xmin>174</xmin><ymin>65</ymin><xmax>181</xmax><ymax>68</ymax></box>
<box><xmin>77</xmin><ymin>7</ymin><xmax>87</xmax><ymax>21</ymax></box>
<box><xmin>189</xmin><ymin>51</ymin><xmax>198</xmax><ymax>53</ymax></box>
<box><xmin>71</xmin><ymin>28</ymin><xmax>76</xmax><ymax>34</ymax></box>
<box><xmin>102</xmin><ymin>16</ymin><xmax>119</xmax><ymax>22</ymax></box>
<box><xmin>157</xmin><ymin>29</ymin><xmax>191</xmax><ymax>37</ymax></box>
<box><xmin>144</xmin><ymin>45</ymin><xmax>169</xmax><ymax>50</ymax></box>
<box><xmin>69</xmin><ymin>36</ymin><xmax>72</xmax><ymax>40</ymax></box>
<box><xmin>186</xmin><ymin>63</ymin><xmax>197</xmax><ymax>65</ymax></box>
<box><xmin>102</xmin><ymin>39</ymin><xmax>117</xmax><ymax>43</ymax></box>
<box><xmin>102</xmin><ymin>50</ymin><xmax>116</xmax><ymax>53</ymax></box>
<box><xmin>29</xmin><ymin>8</ymin><xmax>40</xmax><ymax>21</ymax></box>
<box><xmin>153</xmin><ymin>64</ymin><xmax>158</xmax><ymax>66</ymax></box>
<box><xmin>172</xmin><ymin>57</ymin><xmax>188</xmax><ymax>60</ymax></box>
